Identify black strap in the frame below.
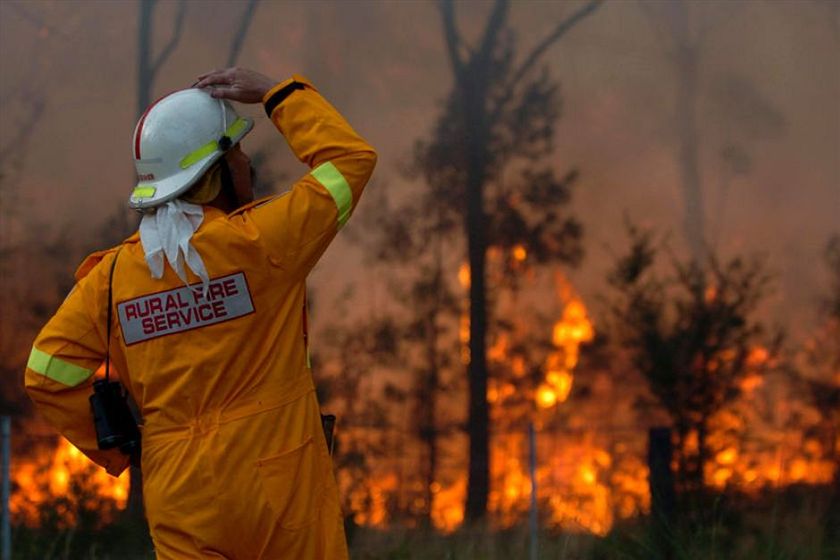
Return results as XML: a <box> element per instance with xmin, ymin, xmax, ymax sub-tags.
<box><xmin>263</xmin><ymin>81</ymin><xmax>305</xmax><ymax>118</ymax></box>
<box><xmin>105</xmin><ymin>249</ymin><xmax>121</xmax><ymax>383</ymax></box>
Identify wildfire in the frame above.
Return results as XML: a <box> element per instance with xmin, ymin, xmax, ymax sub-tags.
<box><xmin>431</xmin><ymin>478</ymin><xmax>466</xmax><ymax>532</ymax></box>
<box><xmin>538</xmin><ymin>288</ymin><xmax>594</xmax><ymax>409</ymax></box>
<box><xmin>11</xmin><ymin>435</ymin><xmax>129</xmax><ymax>527</ymax></box>
<box><xmin>14</xmin><ymin>261</ymin><xmax>835</xmax><ymax>540</ymax></box>
<box><xmin>705</xmin><ymin>344</ymin><xmax>837</xmax><ymax>492</ymax></box>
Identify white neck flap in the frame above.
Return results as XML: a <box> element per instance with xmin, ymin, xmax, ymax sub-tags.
<box><xmin>139</xmin><ymin>199</ymin><xmax>210</xmax><ymax>295</ymax></box>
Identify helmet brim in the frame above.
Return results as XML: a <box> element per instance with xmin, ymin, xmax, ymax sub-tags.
<box><xmin>129</xmin><ymin>117</ymin><xmax>254</xmax><ymax>211</ymax></box>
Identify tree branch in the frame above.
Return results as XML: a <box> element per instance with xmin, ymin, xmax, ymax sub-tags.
<box><xmin>512</xmin><ymin>0</ymin><xmax>603</xmax><ymax>86</ymax></box>
<box><xmin>152</xmin><ymin>0</ymin><xmax>187</xmax><ymax>74</ymax></box>
<box><xmin>439</xmin><ymin>0</ymin><xmax>465</xmax><ymax>79</ymax></box>
<box><xmin>476</xmin><ymin>0</ymin><xmax>509</xmax><ymax>63</ymax></box>
<box><xmin>489</xmin><ymin>0</ymin><xmax>603</xmax><ymax>123</ymax></box>
<box><xmin>226</xmin><ymin>0</ymin><xmax>259</xmax><ymax>67</ymax></box>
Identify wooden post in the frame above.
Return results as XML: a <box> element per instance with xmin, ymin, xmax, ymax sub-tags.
<box><xmin>528</xmin><ymin>422</ymin><xmax>538</xmax><ymax>560</ymax></box>
<box><xmin>648</xmin><ymin>427</ymin><xmax>676</xmax><ymax>560</ymax></box>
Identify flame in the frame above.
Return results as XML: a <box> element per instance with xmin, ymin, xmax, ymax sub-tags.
<box><xmin>458</xmin><ymin>263</ymin><xmax>470</xmax><ymax>289</ymax></box>
<box><xmin>512</xmin><ymin>245</ymin><xmax>527</xmax><ymax>262</ymax></box>
<box><xmin>536</xmin><ymin>384</ymin><xmax>558</xmax><ymax>408</ymax></box>
<box><xmin>11</xmin><ymin>436</ymin><xmax>129</xmax><ymax>527</ymax></box>
<box><xmin>258</xmin><ymin>263</ymin><xmax>840</xmax><ymax>536</ymax></box>
<box><xmin>538</xmin><ymin>291</ymin><xmax>594</xmax><ymax>409</ymax></box>
<box><xmin>431</xmin><ymin>478</ymin><xmax>466</xmax><ymax>532</ymax></box>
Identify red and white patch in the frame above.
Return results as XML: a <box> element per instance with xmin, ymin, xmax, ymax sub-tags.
<box><xmin>117</xmin><ymin>272</ymin><xmax>254</xmax><ymax>345</ymax></box>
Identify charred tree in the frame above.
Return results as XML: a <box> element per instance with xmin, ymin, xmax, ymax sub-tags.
<box><xmin>641</xmin><ymin>0</ymin><xmax>706</xmax><ymax>258</ymax></box>
<box><xmin>315</xmin><ymin>312</ymin><xmax>401</xmax><ymax>537</ymax></box>
<box><xmin>424</xmin><ymin>0</ymin><xmax>601</xmax><ymax>522</ymax></box>
<box><xmin>355</xmin><ymin>180</ymin><xmax>461</xmax><ymax>527</ymax></box>
<box><xmin>225</xmin><ymin>0</ymin><xmax>259</xmax><ymax>68</ymax></box>
<box><xmin>606</xmin><ymin>225</ymin><xmax>775</xmax><ymax>499</ymax></box>
<box><xmin>801</xmin><ymin>235</ymin><xmax>840</xmax><ymax>536</ymax></box>
<box><xmin>669</xmin><ymin>2</ymin><xmax>704</xmax><ymax>260</ymax></box>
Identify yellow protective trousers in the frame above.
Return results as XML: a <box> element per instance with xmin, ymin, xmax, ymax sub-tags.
<box><xmin>25</xmin><ymin>75</ymin><xmax>376</xmax><ymax>559</ymax></box>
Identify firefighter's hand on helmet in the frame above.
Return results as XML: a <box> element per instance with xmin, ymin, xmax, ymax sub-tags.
<box><xmin>194</xmin><ymin>67</ymin><xmax>276</xmax><ymax>104</ymax></box>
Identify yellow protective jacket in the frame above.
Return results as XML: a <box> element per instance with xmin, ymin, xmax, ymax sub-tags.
<box><xmin>25</xmin><ymin>75</ymin><xmax>375</xmax><ymax>559</ymax></box>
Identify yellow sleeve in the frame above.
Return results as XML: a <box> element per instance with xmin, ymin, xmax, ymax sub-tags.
<box><xmin>242</xmin><ymin>75</ymin><xmax>377</xmax><ymax>277</ymax></box>
<box><xmin>24</xmin><ymin>252</ymin><xmax>130</xmax><ymax>477</ymax></box>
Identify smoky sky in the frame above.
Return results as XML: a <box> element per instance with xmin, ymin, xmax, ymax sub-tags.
<box><xmin>0</xmin><ymin>0</ymin><xmax>838</xmax><ymax>338</ymax></box>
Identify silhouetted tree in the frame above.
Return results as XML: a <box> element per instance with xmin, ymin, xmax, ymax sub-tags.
<box><xmin>314</xmin><ymin>307</ymin><xmax>401</xmax><ymax>533</ymax></box>
<box><xmin>802</xmin><ymin>235</ymin><xmax>840</xmax><ymax>481</ymax></box>
<box><xmin>641</xmin><ymin>0</ymin><xmax>786</xmax><ymax>258</ymax></box>
<box><xmin>423</xmin><ymin>0</ymin><xmax>601</xmax><ymax>522</ymax></box>
<box><xmin>357</xmin><ymin>188</ymin><xmax>462</xmax><ymax>526</ymax></box>
<box><xmin>605</xmin><ymin>225</ymin><xmax>776</xmax><ymax>496</ymax></box>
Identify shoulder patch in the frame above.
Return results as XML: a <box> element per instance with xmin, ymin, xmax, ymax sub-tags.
<box><xmin>117</xmin><ymin>272</ymin><xmax>255</xmax><ymax>345</ymax></box>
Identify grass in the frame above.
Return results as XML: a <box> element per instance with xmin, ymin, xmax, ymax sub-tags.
<box><xmin>9</xmin><ymin>484</ymin><xmax>838</xmax><ymax>559</ymax></box>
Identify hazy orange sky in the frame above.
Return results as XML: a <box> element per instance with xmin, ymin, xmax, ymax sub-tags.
<box><xmin>1</xmin><ymin>0</ymin><xmax>838</xmax><ymax>338</ymax></box>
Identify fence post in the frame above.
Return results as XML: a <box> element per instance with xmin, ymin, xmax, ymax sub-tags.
<box><xmin>648</xmin><ymin>427</ymin><xmax>675</xmax><ymax>560</ymax></box>
<box><xmin>2</xmin><ymin>416</ymin><xmax>11</xmax><ymax>560</ymax></box>
<box><xmin>528</xmin><ymin>421</ymin><xmax>538</xmax><ymax>560</ymax></box>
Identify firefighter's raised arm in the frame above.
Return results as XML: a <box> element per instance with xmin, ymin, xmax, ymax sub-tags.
<box><xmin>194</xmin><ymin>67</ymin><xmax>276</xmax><ymax>104</ymax></box>
<box><xmin>197</xmin><ymin>67</ymin><xmax>377</xmax><ymax>277</ymax></box>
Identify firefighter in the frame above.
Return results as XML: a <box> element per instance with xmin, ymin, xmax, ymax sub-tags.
<box><xmin>24</xmin><ymin>66</ymin><xmax>376</xmax><ymax>559</ymax></box>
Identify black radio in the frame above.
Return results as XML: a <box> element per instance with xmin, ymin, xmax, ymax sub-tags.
<box><xmin>90</xmin><ymin>379</ymin><xmax>141</xmax><ymax>455</ymax></box>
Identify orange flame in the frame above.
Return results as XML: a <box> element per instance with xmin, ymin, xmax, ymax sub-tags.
<box><xmin>11</xmin><ymin>436</ymin><xmax>129</xmax><ymax>527</ymax></box>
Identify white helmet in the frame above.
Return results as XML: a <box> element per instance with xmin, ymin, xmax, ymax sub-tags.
<box><xmin>129</xmin><ymin>88</ymin><xmax>254</xmax><ymax>210</ymax></box>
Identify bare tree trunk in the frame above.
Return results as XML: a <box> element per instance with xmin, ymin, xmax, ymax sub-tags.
<box><xmin>666</xmin><ymin>0</ymin><xmax>705</xmax><ymax>259</ymax></box>
<box><xmin>136</xmin><ymin>0</ymin><xmax>154</xmax><ymax>119</ymax></box>
<box><xmin>462</xmin><ymin>69</ymin><xmax>491</xmax><ymax>523</ymax></box>
<box><xmin>464</xmin><ymin>181</ymin><xmax>490</xmax><ymax>522</ymax></box>
<box><xmin>675</xmin><ymin>40</ymin><xmax>704</xmax><ymax>259</ymax></box>
<box><xmin>420</xmin><ymin>306</ymin><xmax>439</xmax><ymax>527</ymax></box>
<box><xmin>438</xmin><ymin>0</ymin><xmax>602</xmax><ymax>523</ymax></box>
<box><xmin>226</xmin><ymin>0</ymin><xmax>259</xmax><ymax>67</ymax></box>
<box><xmin>696</xmin><ymin>416</ymin><xmax>708</xmax><ymax>492</ymax></box>
<box><xmin>643</xmin><ymin>0</ymin><xmax>706</xmax><ymax>259</ymax></box>
<box><xmin>420</xmin><ymin>280</ymin><xmax>442</xmax><ymax>526</ymax></box>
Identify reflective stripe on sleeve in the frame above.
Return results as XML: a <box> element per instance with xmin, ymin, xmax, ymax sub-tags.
<box><xmin>311</xmin><ymin>162</ymin><xmax>352</xmax><ymax>229</ymax></box>
<box><xmin>27</xmin><ymin>347</ymin><xmax>94</xmax><ymax>387</ymax></box>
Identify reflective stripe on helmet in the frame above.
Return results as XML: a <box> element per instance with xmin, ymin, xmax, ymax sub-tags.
<box><xmin>179</xmin><ymin>117</ymin><xmax>251</xmax><ymax>170</ymax></box>
<box><xmin>132</xmin><ymin>185</ymin><xmax>157</xmax><ymax>199</ymax></box>
<box><xmin>311</xmin><ymin>162</ymin><xmax>352</xmax><ymax>229</ymax></box>
<box><xmin>27</xmin><ymin>347</ymin><xmax>94</xmax><ymax>387</ymax></box>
